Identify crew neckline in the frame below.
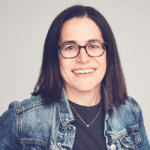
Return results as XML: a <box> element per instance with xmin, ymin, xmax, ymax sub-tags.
<box><xmin>68</xmin><ymin>99</ymin><xmax>102</xmax><ymax>111</ymax></box>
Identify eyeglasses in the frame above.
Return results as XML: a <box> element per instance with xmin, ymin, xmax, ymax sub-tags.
<box><xmin>58</xmin><ymin>40</ymin><xmax>107</xmax><ymax>59</ymax></box>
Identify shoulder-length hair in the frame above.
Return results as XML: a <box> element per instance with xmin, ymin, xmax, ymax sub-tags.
<box><xmin>32</xmin><ymin>5</ymin><xmax>127</xmax><ymax>109</ymax></box>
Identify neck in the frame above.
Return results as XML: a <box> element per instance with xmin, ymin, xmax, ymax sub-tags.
<box><xmin>65</xmin><ymin>86</ymin><xmax>101</xmax><ymax>106</ymax></box>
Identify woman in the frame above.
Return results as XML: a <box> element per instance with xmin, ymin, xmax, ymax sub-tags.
<box><xmin>0</xmin><ymin>5</ymin><xmax>149</xmax><ymax>150</ymax></box>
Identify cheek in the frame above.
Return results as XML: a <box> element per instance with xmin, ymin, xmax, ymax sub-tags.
<box><xmin>95</xmin><ymin>54</ymin><xmax>107</xmax><ymax>78</ymax></box>
<box><xmin>96</xmin><ymin>53</ymin><xmax>107</xmax><ymax>68</ymax></box>
<box><xmin>59</xmin><ymin>57</ymin><xmax>71</xmax><ymax>79</ymax></box>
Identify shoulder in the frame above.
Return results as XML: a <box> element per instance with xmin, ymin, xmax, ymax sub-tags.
<box><xmin>15</xmin><ymin>95</ymin><xmax>45</xmax><ymax>113</ymax></box>
<box><xmin>121</xmin><ymin>96</ymin><xmax>141</xmax><ymax>115</ymax></box>
<box><xmin>0</xmin><ymin>95</ymin><xmax>58</xmax><ymax>131</ymax></box>
<box><xmin>125</xmin><ymin>96</ymin><xmax>140</xmax><ymax>109</ymax></box>
<box><xmin>107</xmin><ymin>97</ymin><xmax>142</xmax><ymax>131</ymax></box>
<box><xmin>107</xmin><ymin>98</ymin><xmax>149</xmax><ymax>149</ymax></box>
<box><xmin>113</xmin><ymin>96</ymin><xmax>142</xmax><ymax>122</ymax></box>
<box><xmin>4</xmin><ymin>95</ymin><xmax>43</xmax><ymax>114</ymax></box>
<box><xmin>0</xmin><ymin>95</ymin><xmax>58</xmax><ymax>147</ymax></box>
<box><xmin>1</xmin><ymin>95</ymin><xmax>57</xmax><ymax>117</ymax></box>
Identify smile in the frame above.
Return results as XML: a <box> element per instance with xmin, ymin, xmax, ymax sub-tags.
<box><xmin>72</xmin><ymin>69</ymin><xmax>96</xmax><ymax>74</ymax></box>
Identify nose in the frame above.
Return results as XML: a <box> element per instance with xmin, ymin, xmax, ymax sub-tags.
<box><xmin>76</xmin><ymin>47</ymin><xmax>90</xmax><ymax>63</ymax></box>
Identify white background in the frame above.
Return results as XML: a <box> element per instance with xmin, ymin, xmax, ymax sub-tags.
<box><xmin>0</xmin><ymin>0</ymin><xmax>150</xmax><ymax>139</ymax></box>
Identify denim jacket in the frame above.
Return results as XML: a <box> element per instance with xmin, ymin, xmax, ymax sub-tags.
<box><xmin>0</xmin><ymin>90</ymin><xmax>149</xmax><ymax>150</ymax></box>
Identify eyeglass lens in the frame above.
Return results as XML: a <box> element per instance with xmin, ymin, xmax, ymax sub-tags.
<box><xmin>59</xmin><ymin>41</ymin><xmax>106</xmax><ymax>58</ymax></box>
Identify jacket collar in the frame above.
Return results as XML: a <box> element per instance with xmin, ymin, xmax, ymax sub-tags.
<box><xmin>58</xmin><ymin>88</ymin><xmax>75</xmax><ymax>127</ymax></box>
<box><xmin>58</xmin><ymin>86</ymin><xmax>110</xmax><ymax>126</ymax></box>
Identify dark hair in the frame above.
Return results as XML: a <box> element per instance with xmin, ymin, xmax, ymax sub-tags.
<box><xmin>32</xmin><ymin>5</ymin><xmax>127</xmax><ymax>109</ymax></box>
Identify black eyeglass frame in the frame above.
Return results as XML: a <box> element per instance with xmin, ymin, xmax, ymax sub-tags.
<box><xmin>58</xmin><ymin>42</ymin><xmax>108</xmax><ymax>59</ymax></box>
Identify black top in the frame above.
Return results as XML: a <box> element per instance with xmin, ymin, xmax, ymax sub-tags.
<box><xmin>69</xmin><ymin>100</ymin><xmax>107</xmax><ymax>150</ymax></box>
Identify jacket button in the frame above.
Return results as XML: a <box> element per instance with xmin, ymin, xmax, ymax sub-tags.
<box><xmin>106</xmin><ymin>114</ymin><xmax>109</xmax><ymax>120</ymax></box>
<box><xmin>57</xmin><ymin>142</ymin><xmax>61</xmax><ymax>147</ymax></box>
<box><xmin>110</xmin><ymin>144</ymin><xmax>116</xmax><ymax>150</ymax></box>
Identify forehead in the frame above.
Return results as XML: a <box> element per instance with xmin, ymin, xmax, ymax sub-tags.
<box><xmin>60</xmin><ymin>17</ymin><xmax>103</xmax><ymax>44</ymax></box>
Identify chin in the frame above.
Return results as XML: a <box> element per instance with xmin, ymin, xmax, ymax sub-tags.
<box><xmin>74</xmin><ymin>85</ymin><xmax>100</xmax><ymax>93</ymax></box>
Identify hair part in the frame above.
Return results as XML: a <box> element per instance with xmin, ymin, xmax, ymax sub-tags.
<box><xmin>32</xmin><ymin>5</ymin><xmax>128</xmax><ymax>109</ymax></box>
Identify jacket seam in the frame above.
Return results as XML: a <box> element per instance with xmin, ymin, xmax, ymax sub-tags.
<box><xmin>14</xmin><ymin>101</ymin><xmax>20</xmax><ymax>149</ymax></box>
<box><xmin>16</xmin><ymin>100</ymin><xmax>45</xmax><ymax>113</ymax></box>
<box><xmin>18</xmin><ymin>138</ymin><xmax>49</xmax><ymax>147</ymax></box>
<box><xmin>108</xmin><ymin>125</ymin><xmax>139</xmax><ymax>142</ymax></box>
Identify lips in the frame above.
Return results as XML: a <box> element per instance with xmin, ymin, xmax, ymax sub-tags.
<box><xmin>72</xmin><ymin>68</ymin><xmax>96</xmax><ymax>74</ymax></box>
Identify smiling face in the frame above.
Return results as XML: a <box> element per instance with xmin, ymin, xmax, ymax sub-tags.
<box><xmin>58</xmin><ymin>17</ymin><xmax>107</xmax><ymax>95</ymax></box>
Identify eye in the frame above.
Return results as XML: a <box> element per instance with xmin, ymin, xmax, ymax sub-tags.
<box><xmin>63</xmin><ymin>45</ymin><xmax>76</xmax><ymax>50</ymax></box>
<box><xmin>88</xmin><ymin>44</ymin><xmax>100</xmax><ymax>49</ymax></box>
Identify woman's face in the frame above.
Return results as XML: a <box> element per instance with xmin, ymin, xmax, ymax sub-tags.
<box><xmin>58</xmin><ymin>17</ymin><xmax>107</xmax><ymax>93</ymax></box>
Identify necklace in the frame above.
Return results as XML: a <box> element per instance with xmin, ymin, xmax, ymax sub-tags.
<box><xmin>69</xmin><ymin>102</ymin><xmax>102</xmax><ymax>128</ymax></box>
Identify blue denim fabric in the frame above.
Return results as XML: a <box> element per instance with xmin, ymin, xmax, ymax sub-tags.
<box><xmin>0</xmin><ymin>90</ymin><xmax>149</xmax><ymax>150</ymax></box>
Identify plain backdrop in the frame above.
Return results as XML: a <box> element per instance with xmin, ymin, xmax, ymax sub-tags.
<box><xmin>0</xmin><ymin>0</ymin><xmax>150</xmax><ymax>139</ymax></box>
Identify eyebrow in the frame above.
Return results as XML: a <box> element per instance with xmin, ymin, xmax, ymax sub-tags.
<box><xmin>88</xmin><ymin>39</ymin><xmax>101</xmax><ymax>43</ymax></box>
<box><xmin>60</xmin><ymin>40</ymin><xmax>77</xmax><ymax>46</ymax></box>
<box><xmin>60</xmin><ymin>39</ymin><xmax>102</xmax><ymax>46</ymax></box>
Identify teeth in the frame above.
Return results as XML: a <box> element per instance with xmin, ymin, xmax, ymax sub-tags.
<box><xmin>73</xmin><ymin>69</ymin><xmax>95</xmax><ymax>74</ymax></box>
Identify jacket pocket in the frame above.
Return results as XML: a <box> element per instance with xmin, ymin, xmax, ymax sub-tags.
<box><xmin>24</xmin><ymin>145</ymin><xmax>48</xmax><ymax>150</ymax></box>
<box><xmin>19</xmin><ymin>139</ymin><xmax>49</xmax><ymax>150</ymax></box>
<box><xmin>119</xmin><ymin>125</ymin><xmax>141</xmax><ymax>149</ymax></box>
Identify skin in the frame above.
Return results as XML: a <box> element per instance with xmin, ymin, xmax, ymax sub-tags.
<box><xmin>58</xmin><ymin>17</ymin><xmax>107</xmax><ymax>106</ymax></box>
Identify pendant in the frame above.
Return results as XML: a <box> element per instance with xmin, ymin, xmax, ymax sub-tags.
<box><xmin>87</xmin><ymin>125</ymin><xmax>90</xmax><ymax>127</ymax></box>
